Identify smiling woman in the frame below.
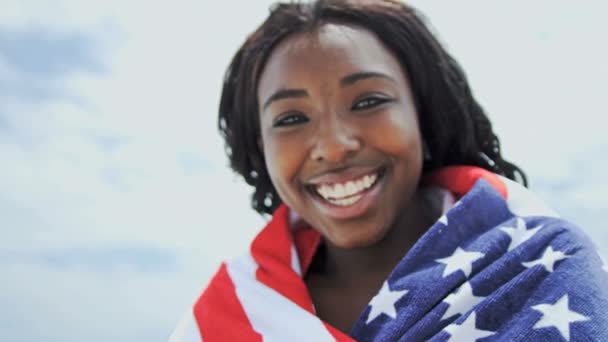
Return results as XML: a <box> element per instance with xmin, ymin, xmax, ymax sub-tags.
<box><xmin>170</xmin><ymin>1</ymin><xmax>608</xmax><ymax>341</ymax></box>
<box><xmin>258</xmin><ymin>24</ymin><xmax>425</xmax><ymax>251</ymax></box>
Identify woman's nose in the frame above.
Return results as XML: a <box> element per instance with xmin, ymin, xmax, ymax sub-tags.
<box><xmin>310</xmin><ymin>120</ymin><xmax>362</xmax><ymax>163</ymax></box>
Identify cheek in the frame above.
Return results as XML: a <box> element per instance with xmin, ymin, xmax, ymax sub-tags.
<box><xmin>371</xmin><ymin>113</ymin><xmax>422</xmax><ymax>158</ymax></box>
<box><xmin>263</xmin><ymin>135</ymin><xmax>308</xmax><ymax>197</ymax></box>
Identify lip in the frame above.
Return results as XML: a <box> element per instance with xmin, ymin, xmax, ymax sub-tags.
<box><xmin>307</xmin><ymin>167</ymin><xmax>386</xmax><ymax>220</ymax></box>
<box><xmin>306</xmin><ymin>165</ymin><xmax>383</xmax><ymax>185</ymax></box>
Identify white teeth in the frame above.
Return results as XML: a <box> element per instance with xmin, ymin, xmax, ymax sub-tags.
<box><xmin>317</xmin><ymin>184</ymin><xmax>331</xmax><ymax>199</ymax></box>
<box><xmin>334</xmin><ymin>183</ymin><xmax>346</xmax><ymax>198</ymax></box>
<box><xmin>346</xmin><ymin>181</ymin><xmax>357</xmax><ymax>194</ymax></box>
<box><xmin>328</xmin><ymin>194</ymin><xmax>363</xmax><ymax>206</ymax></box>
<box><xmin>355</xmin><ymin>179</ymin><xmax>365</xmax><ymax>192</ymax></box>
<box><xmin>314</xmin><ymin>172</ymin><xmax>379</xmax><ymax>204</ymax></box>
<box><xmin>363</xmin><ymin>174</ymin><xmax>377</xmax><ymax>188</ymax></box>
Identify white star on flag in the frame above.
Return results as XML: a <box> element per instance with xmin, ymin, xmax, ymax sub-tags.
<box><xmin>438</xmin><ymin>213</ymin><xmax>448</xmax><ymax>225</ymax></box>
<box><xmin>438</xmin><ymin>200</ymin><xmax>460</xmax><ymax>226</ymax></box>
<box><xmin>441</xmin><ymin>282</ymin><xmax>485</xmax><ymax>320</ymax></box>
<box><xmin>436</xmin><ymin>247</ymin><xmax>485</xmax><ymax>278</ymax></box>
<box><xmin>522</xmin><ymin>246</ymin><xmax>570</xmax><ymax>273</ymax></box>
<box><xmin>444</xmin><ymin>312</ymin><xmax>495</xmax><ymax>341</ymax></box>
<box><xmin>366</xmin><ymin>281</ymin><xmax>408</xmax><ymax>324</ymax></box>
<box><xmin>500</xmin><ymin>217</ymin><xmax>543</xmax><ymax>252</ymax></box>
<box><xmin>532</xmin><ymin>294</ymin><xmax>590</xmax><ymax>341</ymax></box>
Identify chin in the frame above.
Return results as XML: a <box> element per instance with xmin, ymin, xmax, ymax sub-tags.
<box><xmin>328</xmin><ymin>223</ymin><xmax>388</xmax><ymax>249</ymax></box>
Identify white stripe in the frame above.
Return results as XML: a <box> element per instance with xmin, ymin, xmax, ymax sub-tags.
<box><xmin>168</xmin><ymin>309</ymin><xmax>203</xmax><ymax>342</ymax></box>
<box><xmin>500</xmin><ymin>176</ymin><xmax>559</xmax><ymax>218</ymax></box>
<box><xmin>291</xmin><ymin>244</ymin><xmax>302</xmax><ymax>276</ymax></box>
<box><xmin>226</xmin><ymin>254</ymin><xmax>336</xmax><ymax>342</ymax></box>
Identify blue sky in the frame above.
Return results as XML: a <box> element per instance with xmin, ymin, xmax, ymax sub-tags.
<box><xmin>1</xmin><ymin>1</ymin><xmax>606</xmax><ymax>341</ymax></box>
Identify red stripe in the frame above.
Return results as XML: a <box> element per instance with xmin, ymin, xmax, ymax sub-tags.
<box><xmin>424</xmin><ymin>166</ymin><xmax>507</xmax><ymax>199</ymax></box>
<box><xmin>191</xmin><ymin>165</ymin><xmax>507</xmax><ymax>341</ymax></box>
<box><xmin>251</xmin><ymin>205</ymin><xmax>316</xmax><ymax>313</ymax></box>
<box><xmin>293</xmin><ymin>226</ymin><xmax>321</xmax><ymax>275</ymax></box>
<box><xmin>194</xmin><ymin>264</ymin><xmax>262</xmax><ymax>341</ymax></box>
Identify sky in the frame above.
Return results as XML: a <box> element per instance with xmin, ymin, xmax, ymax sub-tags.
<box><xmin>1</xmin><ymin>1</ymin><xmax>606</xmax><ymax>341</ymax></box>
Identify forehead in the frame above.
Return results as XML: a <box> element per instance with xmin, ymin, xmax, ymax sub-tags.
<box><xmin>257</xmin><ymin>23</ymin><xmax>406</xmax><ymax>96</ymax></box>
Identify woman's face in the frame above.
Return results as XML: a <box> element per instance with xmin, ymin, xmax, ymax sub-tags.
<box><xmin>257</xmin><ymin>24</ymin><xmax>423</xmax><ymax>249</ymax></box>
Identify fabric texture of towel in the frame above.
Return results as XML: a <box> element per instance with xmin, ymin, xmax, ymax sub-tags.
<box><xmin>170</xmin><ymin>166</ymin><xmax>608</xmax><ymax>341</ymax></box>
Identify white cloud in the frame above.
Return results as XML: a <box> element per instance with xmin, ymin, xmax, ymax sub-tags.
<box><xmin>0</xmin><ymin>257</ymin><xmax>211</xmax><ymax>342</ymax></box>
<box><xmin>1</xmin><ymin>0</ymin><xmax>606</xmax><ymax>341</ymax></box>
<box><xmin>1</xmin><ymin>2</ymin><xmax>273</xmax><ymax>340</ymax></box>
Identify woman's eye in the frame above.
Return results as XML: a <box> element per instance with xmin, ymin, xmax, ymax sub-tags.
<box><xmin>273</xmin><ymin>112</ymin><xmax>309</xmax><ymax>127</ymax></box>
<box><xmin>351</xmin><ymin>96</ymin><xmax>390</xmax><ymax>111</ymax></box>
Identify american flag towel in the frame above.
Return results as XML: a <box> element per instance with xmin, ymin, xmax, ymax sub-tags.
<box><xmin>170</xmin><ymin>166</ymin><xmax>608</xmax><ymax>341</ymax></box>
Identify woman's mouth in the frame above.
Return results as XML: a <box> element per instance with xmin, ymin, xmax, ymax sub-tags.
<box><xmin>314</xmin><ymin>172</ymin><xmax>379</xmax><ymax>206</ymax></box>
<box><xmin>306</xmin><ymin>168</ymin><xmax>385</xmax><ymax>219</ymax></box>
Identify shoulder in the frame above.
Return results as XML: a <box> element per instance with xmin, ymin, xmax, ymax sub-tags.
<box><xmin>477</xmin><ymin>178</ymin><xmax>608</xmax><ymax>339</ymax></box>
<box><xmin>496</xmin><ymin>176</ymin><xmax>601</xmax><ymax>262</ymax></box>
<box><xmin>499</xmin><ymin>176</ymin><xmax>559</xmax><ymax>219</ymax></box>
<box><xmin>180</xmin><ymin>256</ymin><xmax>265</xmax><ymax>341</ymax></box>
<box><xmin>167</xmin><ymin>259</ymin><xmax>255</xmax><ymax>342</ymax></box>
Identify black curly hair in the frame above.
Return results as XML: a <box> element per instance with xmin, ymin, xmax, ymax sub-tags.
<box><xmin>218</xmin><ymin>0</ymin><xmax>527</xmax><ymax>216</ymax></box>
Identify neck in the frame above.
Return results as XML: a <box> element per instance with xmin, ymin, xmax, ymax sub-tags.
<box><xmin>318</xmin><ymin>187</ymin><xmax>443</xmax><ymax>285</ymax></box>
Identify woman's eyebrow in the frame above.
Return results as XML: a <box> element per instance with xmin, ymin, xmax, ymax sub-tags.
<box><xmin>262</xmin><ymin>71</ymin><xmax>394</xmax><ymax>110</ymax></box>
<box><xmin>340</xmin><ymin>71</ymin><xmax>397</xmax><ymax>87</ymax></box>
<box><xmin>263</xmin><ymin>88</ymin><xmax>308</xmax><ymax>110</ymax></box>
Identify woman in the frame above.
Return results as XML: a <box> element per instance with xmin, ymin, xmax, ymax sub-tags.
<box><xmin>171</xmin><ymin>1</ymin><xmax>607</xmax><ymax>341</ymax></box>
